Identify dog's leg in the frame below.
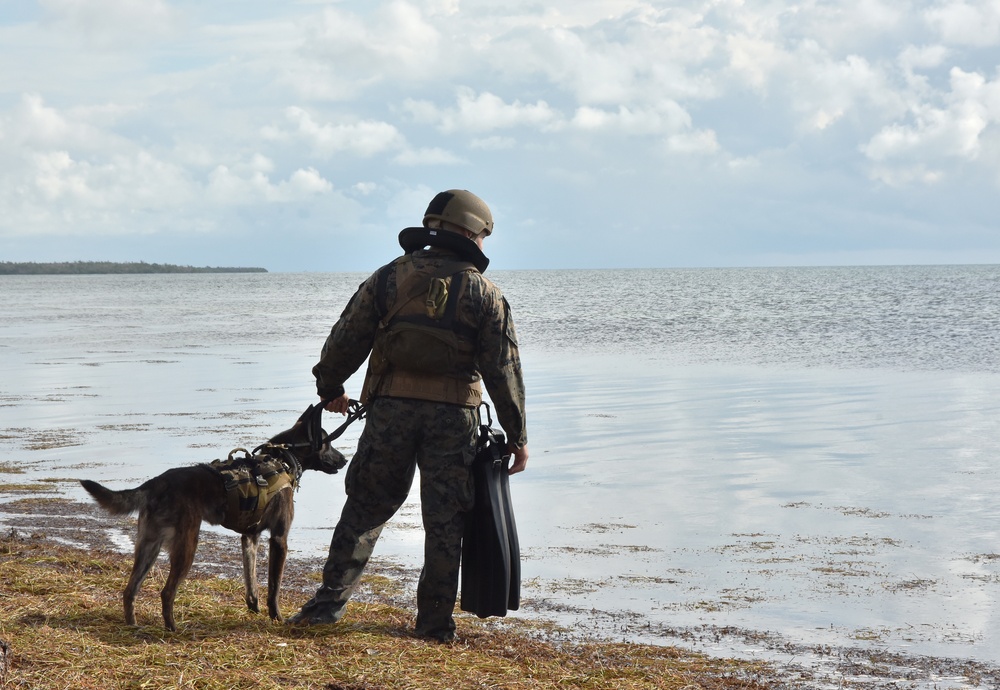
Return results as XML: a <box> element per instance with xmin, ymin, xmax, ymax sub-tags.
<box><xmin>160</xmin><ymin>519</ymin><xmax>199</xmax><ymax>632</ymax></box>
<box><xmin>266</xmin><ymin>529</ymin><xmax>288</xmax><ymax>622</ymax></box>
<box><xmin>266</xmin><ymin>500</ymin><xmax>293</xmax><ymax>622</ymax></box>
<box><xmin>125</xmin><ymin>518</ymin><xmax>163</xmax><ymax>626</ymax></box>
<box><xmin>241</xmin><ymin>534</ymin><xmax>260</xmax><ymax>613</ymax></box>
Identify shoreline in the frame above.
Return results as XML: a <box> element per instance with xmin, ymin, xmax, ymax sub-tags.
<box><xmin>2</xmin><ymin>489</ymin><xmax>998</xmax><ymax>690</ymax></box>
<box><xmin>0</xmin><ymin>261</ymin><xmax>268</xmax><ymax>275</ymax></box>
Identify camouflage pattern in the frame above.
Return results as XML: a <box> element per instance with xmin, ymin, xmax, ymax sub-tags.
<box><xmin>313</xmin><ymin>247</ymin><xmax>527</xmax><ymax>447</ymax></box>
<box><xmin>299</xmin><ymin>244</ymin><xmax>527</xmax><ymax>636</ymax></box>
<box><xmin>292</xmin><ymin>397</ymin><xmax>478</xmax><ymax>637</ymax></box>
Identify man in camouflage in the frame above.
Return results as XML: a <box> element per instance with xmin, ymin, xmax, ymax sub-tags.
<box><xmin>287</xmin><ymin>189</ymin><xmax>529</xmax><ymax>642</ymax></box>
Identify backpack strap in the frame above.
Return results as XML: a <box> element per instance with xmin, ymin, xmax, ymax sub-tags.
<box><xmin>377</xmin><ymin>257</ymin><xmax>476</xmax><ymax>329</ymax></box>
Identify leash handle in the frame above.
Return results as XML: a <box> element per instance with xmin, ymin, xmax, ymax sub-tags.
<box><xmin>320</xmin><ymin>399</ymin><xmax>367</xmax><ymax>444</ymax></box>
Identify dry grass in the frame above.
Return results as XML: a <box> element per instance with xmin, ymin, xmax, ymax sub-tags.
<box><xmin>0</xmin><ymin>531</ymin><xmax>777</xmax><ymax>690</ymax></box>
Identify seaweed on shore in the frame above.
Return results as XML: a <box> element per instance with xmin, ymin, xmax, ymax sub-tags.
<box><xmin>0</xmin><ymin>529</ymin><xmax>774</xmax><ymax>690</ymax></box>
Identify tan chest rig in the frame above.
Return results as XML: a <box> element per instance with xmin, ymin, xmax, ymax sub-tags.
<box><xmin>209</xmin><ymin>448</ymin><xmax>299</xmax><ymax>533</ymax></box>
<box><xmin>362</xmin><ymin>255</ymin><xmax>484</xmax><ymax>407</ymax></box>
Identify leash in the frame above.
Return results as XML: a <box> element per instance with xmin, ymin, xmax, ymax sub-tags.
<box><xmin>248</xmin><ymin>398</ymin><xmax>367</xmax><ymax>463</ymax></box>
<box><xmin>320</xmin><ymin>399</ymin><xmax>367</xmax><ymax>445</ymax></box>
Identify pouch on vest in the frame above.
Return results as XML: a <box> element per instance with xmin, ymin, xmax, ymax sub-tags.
<box><xmin>379</xmin><ymin>259</ymin><xmax>477</xmax><ymax>377</ymax></box>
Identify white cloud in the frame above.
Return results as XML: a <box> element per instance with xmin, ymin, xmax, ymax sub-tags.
<box><xmin>207</xmin><ymin>164</ymin><xmax>333</xmax><ymax>204</ymax></box>
<box><xmin>899</xmin><ymin>44</ymin><xmax>949</xmax><ymax>73</ymax></box>
<box><xmin>392</xmin><ymin>147</ymin><xmax>466</xmax><ymax>166</ymax></box>
<box><xmin>352</xmin><ymin>182</ymin><xmax>378</xmax><ymax>195</ymax></box>
<box><xmin>404</xmin><ymin>89</ymin><xmax>563</xmax><ymax>133</ymax></box>
<box><xmin>4</xmin><ymin>0</ymin><xmax>1000</xmax><ymax>266</ymax></box>
<box><xmin>898</xmin><ymin>44</ymin><xmax>950</xmax><ymax>92</ymax></box>
<box><xmin>470</xmin><ymin>136</ymin><xmax>517</xmax><ymax>150</ymax></box>
<box><xmin>9</xmin><ymin>93</ymin><xmax>112</xmax><ymax>150</ymax></box>
<box><xmin>867</xmin><ymin>163</ymin><xmax>944</xmax><ymax>186</ymax></box>
<box><xmin>726</xmin><ymin>34</ymin><xmax>784</xmax><ymax>92</ymax></box>
<box><xmin>302</xmin><ymin>1</ymin><xmax>443</xmax><ymax>81</ymax></box>
<box><xmin>489</xmin><ymin>11</ymin><xmax>723</xmax><ymax>106</ymax></box>
<box><xmin>570</xmin><ymin>101</ymin><xmax>692</xmax><ymax>135</ymax></box>
<box><xmin>790</xmin><ymin>51</ymin><xmax>902</xmax><ymax>132</ymax></box>
<box><xmin>666</xmin><ymin>129</ymin><xmax>720</xmax><ymax>155</ymax></box>
<box><xmin>39</xmin><ymin>0</ymin><xmax>183</xmax><ymax>47</ymax></box>
<box><xmin>0</xmin><ymin>145</ymin><xmax>197</xmax><ymax>237</ymax></box>
<box><xmin>862</xmin><ymin>67</ymin><xmax>1000</xmax><ymax>178</ymax></box>
<box><xmin>925</xmin><ymin>0</ymin><xmax>1000</xmax><ymax>47</ymax></box>
<box><xmin>263</xmin><ymin>107</ymin><xmax>405</xmax><ymax>157</ymax></box>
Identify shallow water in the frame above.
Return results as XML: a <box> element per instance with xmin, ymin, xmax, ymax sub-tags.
<box><xmin>2</xmin><ymin>268</ymin><xmax>999</xmax><ymax>676</ymax></box>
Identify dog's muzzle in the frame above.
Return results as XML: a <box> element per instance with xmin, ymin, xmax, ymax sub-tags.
<box><xmin>316</xmin><ymin>445</ymin><xmax>348</xmax><ymax>474</ymax></box>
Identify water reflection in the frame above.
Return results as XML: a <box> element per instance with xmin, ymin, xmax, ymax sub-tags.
<box><xmin>1</xmin><ymin>272</ymin><xmax>999</xmax><ymax>670</ymax></box>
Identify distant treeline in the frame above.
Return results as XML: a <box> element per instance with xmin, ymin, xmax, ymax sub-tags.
<box><xmin>0</xmin><ymin>261</ymin><xmax>268</xmax><ymax>275</ymax></box>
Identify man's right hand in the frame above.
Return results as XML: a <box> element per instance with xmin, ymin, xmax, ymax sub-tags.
<box><xmin>508</xmin><ymin>444</ymin><xmax>528</xmax><ymax>475</ymax></box>
<box><xmin>323</xmin><ymin>393</ymin><xmax>351</xmax><ymax>415</ymax></box>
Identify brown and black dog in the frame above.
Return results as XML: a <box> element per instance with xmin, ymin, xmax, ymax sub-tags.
<box><xmin>80</xmin><ymin>404</ymin><xmax>347</xmax><ymax>631</ymax></box>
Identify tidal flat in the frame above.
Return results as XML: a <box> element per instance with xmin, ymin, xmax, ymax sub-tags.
<box><xmin>2</xmin><ymin>269</ymin><xmax>1000</xmax><ymax>688</ymax></box>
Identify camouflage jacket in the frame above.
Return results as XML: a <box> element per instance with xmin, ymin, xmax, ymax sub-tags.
<box><xmin>313</xmin><ymin>246</ymin><xmax>527</xmax><ymax>448</ymax></box>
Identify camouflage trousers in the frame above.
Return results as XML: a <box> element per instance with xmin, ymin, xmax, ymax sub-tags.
<box><xmin>298</xmin><ymin>397</ymin><xmax>477</xmax><ymax>637</ymax></box>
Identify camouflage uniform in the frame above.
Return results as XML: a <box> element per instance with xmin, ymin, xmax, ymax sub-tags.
<box><xmin>294</xmin><ymin>245</ymin><xmax>527</xmax><ymax>639</ymax></box>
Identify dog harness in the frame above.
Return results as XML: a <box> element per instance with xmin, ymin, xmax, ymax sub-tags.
<box><xmin>209</xmin><ymin>448</ymin><xmax>298</xmax><ymax>533</ymax></box>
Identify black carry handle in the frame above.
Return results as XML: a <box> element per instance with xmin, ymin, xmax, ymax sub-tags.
<box><xmin>478</xmin><ymin>401</ymin><xmax>511</xmax><ymax>460</ymax></box>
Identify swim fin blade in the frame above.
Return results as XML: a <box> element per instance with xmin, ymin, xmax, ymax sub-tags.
<box><xmin>460</xmin><ymin>421</ymin><xmax>520</xmax><ymax>618</ymax></box>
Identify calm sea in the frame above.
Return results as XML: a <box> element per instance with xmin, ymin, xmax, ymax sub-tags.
<box><xmin>2</xmin><ymin>265</ymin><xmax>999</xmax><ymax>678</ymax></box>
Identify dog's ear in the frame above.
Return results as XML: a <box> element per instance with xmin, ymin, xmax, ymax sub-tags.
<box><xmin>267</xmin><ymin>416</ymin><xmax>306</xmax><ymax>445</ymax></box>
<box><xmin>296</xmin><ymin>403</ymin><xmax>326</xmax><ymax>447</ymax></box>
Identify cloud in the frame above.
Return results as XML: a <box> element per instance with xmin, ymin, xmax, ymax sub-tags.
<box><xmin>207</xmin><ymin>164</ymin><xmax>333</xmax><ymax>204</ymax></box>
<box><xmin>404</xmin><ymin>89</ymin><xmax>563</xmax><ymax>133</ymax></box>
<box><xmin>488</xmin><ymin>12</ymin><xmax>723</xmax><ymax>105</ymax></box>
<box><xmin>0</xmin><ymin>95</ymin><xmax>335</xmax><ymax>239</ymax></box>
<box><xmin>5</xmin><ymin>0</ymin><xmax>1000</xmax><ymax>267</ymax></box>
<box><xmin>8</xmin><ymin>93</ymin><xmax>115</xmax><ymax>150</ymax></box>
<box><xmin>788</xmin><ymin>50</ymin><xmax>903</xmax><ymax>132</ymax></box>
<box><xmin>726</xmin><ymin>33</ymin><xmax>784</xmax><ymax>92</ymax></box>
<box><xmin>570</xmin><ymin>101</ymin><xmax>692</xmax><ymax>135</ymax></box>
<box><xmin>925</xmin><ymin>0</ymin><xmax>1000</xmax><ymax>47</ymax></box>
<box><xmin>392</xmin><ymin>147</ymin><xmax>466</xmax><ymax>166</ymax></box>
<box><xmin>262</xmin><ymin>107</ymin><xmax>405</xmax><ymax>157</ymax></box>
<box><xmin>861</xmin><ymin>67</ymin><xmax>1000</xmax><ymax>184</ymax></box>
<box><xmin>470</xmin><ymin>136</ymin><xmax>517</xmax><ymax>150</ymax></box>
<box><xmin>351</xmin><ymin>181</ymin><xmax>378</xmax><ymax>195</ymax></box>
<box><xmin>39</xmin><ymin>0</ymin><xmax>183</xmax><ymax>47</ymax></box>
<box><xmin>666</xmin><ymin>129</ymin><xmax>720</xmax><ymax>155</ymax></box>
<box><xmin>301</xmin><ymin>1</ymin><xmax>443</xmax><ymax>83</ymax></box>
<box><xmin>0</xmin><ymin>94</ymin><xmax>198</xmax><ymax>237</ymax></box>
<box><xmin>0</xmin><ymin>144</ymin><xmax>198</xmax><ymax>238</ymax></box>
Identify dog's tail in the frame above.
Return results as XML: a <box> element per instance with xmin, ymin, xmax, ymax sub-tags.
<box><xmin>79</xmin><ymin>479</ymin><xmax>144</xmax><ymax>516</ymax></box>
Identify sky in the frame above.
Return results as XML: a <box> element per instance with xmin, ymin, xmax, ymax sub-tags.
<box><xmin>1</xmin><ymin>0</ymin><xmax>999</xmax><ymax>272</ymax></box>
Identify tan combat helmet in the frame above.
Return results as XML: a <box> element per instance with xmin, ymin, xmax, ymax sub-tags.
<box><xmin>423</xmin><ymin>189</ymin><xmax>494</xmax><ymax>237</ymax></box>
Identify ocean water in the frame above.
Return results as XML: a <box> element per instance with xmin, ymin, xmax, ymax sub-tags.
<box><xmin>2</xmin><ymin>266</ymin><xmax>999</xmax><ymax>675</ymax></box>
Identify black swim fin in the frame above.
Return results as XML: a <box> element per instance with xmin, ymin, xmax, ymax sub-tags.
<box><xmin>499</xmin><ymin>452</ymin><xmax>520</xmax><ymax>611</ymax></box>
<box><xmin>460</xmin><ymin>409</ymin><xmax>520</xmax><ymax>618</ymax></box>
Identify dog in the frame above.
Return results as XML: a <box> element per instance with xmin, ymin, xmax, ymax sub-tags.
<box><xmin>80</xmin><ymin>404</ymin><xmax>347</xmax><ymax>631</ymax></box>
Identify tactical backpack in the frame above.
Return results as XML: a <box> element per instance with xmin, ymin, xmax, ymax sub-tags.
<box><xmin>362</xmin><ymin>255</ymin><xmax>483</xmax><ymax>406</ymax></box>
<box><xmin>210</xmin><ymin>450</ymin><xmax>295</xmax><ymax>533</ymax></box>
